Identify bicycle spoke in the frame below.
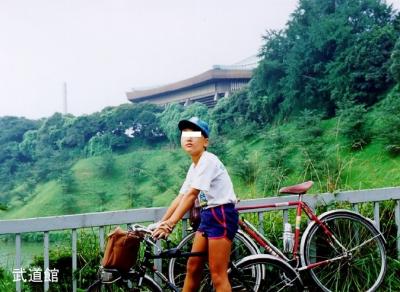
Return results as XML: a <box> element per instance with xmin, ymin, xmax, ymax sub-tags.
<box><xmin>303</xmin><ymin>212</ymin><xmax>386</xmax><ymax>292</ymax></box>
<box><xmin>348</xmin><ymin>233</ymin><xmax>381</xmax><ymax>254</ymax></box>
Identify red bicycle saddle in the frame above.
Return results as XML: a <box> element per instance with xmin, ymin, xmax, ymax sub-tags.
<box><xmin>279</xmin><ymin>181</ymin><xmax>314</xmax><ymax>194</ymax></box>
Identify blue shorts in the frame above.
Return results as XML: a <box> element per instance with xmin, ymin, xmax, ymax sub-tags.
<box><xmin>197</xmin><ymin>203</ymin><xmax>239</xmax><ymax>241</ymax></box>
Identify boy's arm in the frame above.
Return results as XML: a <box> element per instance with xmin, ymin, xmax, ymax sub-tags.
<box><xmin>160</xmin><ymin>193</ymin><xmax>184</xmax><ymax>221</ymax></box>
<box><xmin>165</xmin><ymin>188</ymin><xmax>199</xmax><ymax>227</ymax></box>
<box><xmin>152</xmin><ymin>188</ymin><xmax>199</xmax><ymax>238</ymax></box>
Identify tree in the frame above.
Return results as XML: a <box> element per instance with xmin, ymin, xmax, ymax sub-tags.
<box><xmin>328</xmin><ymin>25</ymin><xmax>397</xmax><ymax>106</ymax></box>
<box><xmin>249</xmin><ymin>0</ymin><xmax>397</xmax><ymax>122</ymax></box>
<box><xmin>99</xmin><ymin>103</ymin><xmax>164</xmax><ymax>149</ymax></box>
<box><xmin>0</xmin><ymin>116</ymin><xmax>38</xmax><ymax>145</ymax></box>
<box><xmin>248</xmin><ymin>56</ymin><xmax>286</xmax><ymax>124</ymax></box>
<box><xmin>19</xmin><ymin>130</ymin><xmax>38</xmax><ymax>161</ymax></box>
<box><xmin>86</xmin><ymin>134</ymin><xmax>112</xmax><ymax>156</ymax></box>
<box><xmin>0</xmin><ymin>142</ymin><xmax>19</xmax><ymax>163</ymax></box>
<box><xmin>159</xmin><ymin>103</ymin><xmax>184</xmax><ymax>147</ymax></box>
<box><xmin>390</xmin><ymin>37</ymin><xmax>400</xmax><ymax>83</ymax></box>
<box><xmin>36</xmin><ymin>113</ymin><xmax>69</xmax><ymax>152</ymax></box>
<box><xmin>61</xmin><ymin>116</ymin><xmax>98</xmax><ymax>149</ymax></box>
<box><xmin>133</xmin><ymin>110</ymin><xmax>164</xmax><ymax>143</ymax></box>
<box><xmin>211</xmin><ymin>89</ymin><xmax>255</xmax><ymax>135</ymax></box>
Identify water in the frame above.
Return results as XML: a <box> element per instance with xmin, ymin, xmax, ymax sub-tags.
<box><xmin>0</xmin><ymin>241</ymin><xmax>44</xmax><ymax>270</ymax></box>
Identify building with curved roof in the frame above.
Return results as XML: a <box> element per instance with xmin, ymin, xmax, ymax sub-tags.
<box><xmin>126</xmin><ymin>56</ymin><xmax>258</xmax><ymax>108</ymax></box>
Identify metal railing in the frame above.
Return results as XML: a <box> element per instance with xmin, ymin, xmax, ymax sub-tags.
<box><xmin>1</xmin><ymin>186</ymin><xmax>400</xmax><ymax>291</ymax></box>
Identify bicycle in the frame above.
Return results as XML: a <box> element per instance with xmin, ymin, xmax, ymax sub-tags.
<box><xmin>86</xmin><ymin>224</ymin><xmax>302</xmax><ymax>291</ymax></box>
<box><xmin>87</xmin><ymin>224</ymin><xmax>209</xmax><ymax>291</ymax></box>
<box><xmin>169</xmin><ymin>181</ymin><xmax>387</xmax><ymax>292</ymax></box>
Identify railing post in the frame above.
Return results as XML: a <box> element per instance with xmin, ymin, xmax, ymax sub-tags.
<box><xmin>395</xmin><ymin>200</ymin><xmax>400</xmax><ymax>260</ymax></box>
<box><xmin>99</xmin><ymin>226</ymin><xmax>105</xmax><ymax>251</ymax></box>
<box><xmin>15</xmin><ymin>233</ymin><xmax>21</xmax><ymax>292</ymax></box>
<box><xmin>72</xmin><ymin>229</ymin><xmax>77</xmax><ymax>292</ymax></box>
<box><xmin>258</xmin><ymin>212</ymin><xmax>264</xmax><ymax>235</ymax></box>
<box><xmin>44</xmin><ymin>231</ymin><xmax>49</xmax><ymax>291</ymax></box>
<box><xmin>373</xmin><ymin>202</ymin><xmax>380</xmax><ymax>231</ymax></box>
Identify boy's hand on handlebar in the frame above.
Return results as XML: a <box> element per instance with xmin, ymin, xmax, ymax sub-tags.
<box><xmin>148</xmin><ymin>221</ymin><xmax>161</xmax><ymax>231</ymax></box>
<box><xmin>151</xmin><ymin>221</ymin><xmax>175</xmax><ymax>240</ymax></box>
<box><xmin>152</xmin><ymin>228</ymin><xmax>170</xmax><ymax>239</ymax></box>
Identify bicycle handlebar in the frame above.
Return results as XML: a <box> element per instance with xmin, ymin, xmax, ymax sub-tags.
<box><xmin>128</xmin><ymin>223</ymin><xmax>207</xmax><ymax>260</ymax></box>
<box><xmin>127</xmin><ymin>223</ymin><xmax>152</xmax><ymax>234</ymax></box>
<box><xmin>127</xmin><ymin>223</ymin><xmax>167</xmax><ymax>253</ymax></box>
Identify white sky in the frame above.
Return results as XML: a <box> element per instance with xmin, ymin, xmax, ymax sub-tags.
<box><xmin>0</xmin><ymin>0</ymin><xmax>399</xmax><ymax>119</ymax></box>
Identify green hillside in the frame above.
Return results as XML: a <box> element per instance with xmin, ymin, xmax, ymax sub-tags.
<box><xmin>2</xmin><ymin>113</ymin><xmax>400</xmax><ymax>219</ymax></box>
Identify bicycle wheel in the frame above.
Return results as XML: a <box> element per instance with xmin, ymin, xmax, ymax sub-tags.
<box><xmin>168</xmin><ymin>229</ymin><xmax>259</xmax><ymax>290</ymax></box>
<box><xmin>86</xmin><ymin>274</ymin><xmax>162</xmax><ymax>292</ymax></box>
<box><xmin>301</xmin><ymin>210</ymin><xmax>386</xmax><ymax>292</ymax></box>
<box><xmin>231</xmin><ymin>254</ymin><xmax>303</xmax><ymax>291</ymax></box>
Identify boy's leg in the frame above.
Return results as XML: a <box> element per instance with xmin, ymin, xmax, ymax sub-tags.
<box><xmin>208</xmin><ymin>238</ymin><xmax>232</xmax><ymax>292</ymax></box>
<box><xmin>182</xmin><ymin>231</ymin><xmax>208</xmax><ymax>292</ymax></box>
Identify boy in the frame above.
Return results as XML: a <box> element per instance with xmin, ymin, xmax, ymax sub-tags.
<box><xmin>152</xmin><ymin>117</ymin><xmax>238</xmax><ymax>292</ymax></box>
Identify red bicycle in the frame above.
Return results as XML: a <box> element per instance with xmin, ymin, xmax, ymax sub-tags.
<box><xmin>169</xmin><ymin>181</ymin><xmax>387</xmax><ymax>291</ymax></box>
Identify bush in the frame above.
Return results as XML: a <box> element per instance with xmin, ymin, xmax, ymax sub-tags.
<box><xmin>153</xmin><ymin>163</ymin><xmax>169</xmax><ymax>192</ymax></box>
<box><xmin>295</xmin><ymin>110</ymin><xmax>327</xmax><ymax>174</ymax></box>
<box><xmin>95</xmin><ymin>153</ymin><xmax>115</xmax><ymax>177</ymax></box>
<box><xmin>337</xmin><ymin>99</ymin><xmax>370</xmax><ymax>151</ymax></box>
<box><xmin>86</xmin><ymin>134</ymin><xmax>112</xmax><ymax>157</ymax></box>
<box><xmin>0</xmin><ymin>266</ymin><xmax>15</xmax><ymax>291</ymax></box>
<box><xmin>58</xmin><ymin>170</ymin><xmax>75</xmax><ymax>194</ymax></box>
<box><xmin>126</xmin><ymin>156</ymin><xmax>146</xmax><ymax>183</ymax></box>
<box><xmin>208</xmin><ymin>137</ymin><xmax>229</xmax><ymax>162</ymax></box>
<box><xmin>255</xmin><ymin>166</ymin><xmax>288</xmax><ymax>195</ymax></box>
<box><xmin>263</xmin><ymin>127</ymin><xmax>292</xmax><ymax>172</ymax></box>
<box><xmin>230</xmin><ymin>146</ymin><xmax>262</xmax><ymax>185</ymax></box>
<box><xmin>374</xmin><ymin>88</ymin><xmax>400</xmax><ymax>155</ymax></box>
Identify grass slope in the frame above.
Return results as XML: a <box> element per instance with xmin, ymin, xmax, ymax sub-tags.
<box><xmin>2</xmin><ymin>118</ymin><xmax>400</xmax><ymax>219</ymax></box>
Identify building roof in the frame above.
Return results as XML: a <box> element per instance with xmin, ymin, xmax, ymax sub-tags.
<box><xmin>213</xmin><ymin>55</ymin><xmax>260</xmax><ymax>70</ymax></box>
<box><xmin>126</xmin><ymin>68</ymin><xmax>253</xmax><ymax>102</ymax></box>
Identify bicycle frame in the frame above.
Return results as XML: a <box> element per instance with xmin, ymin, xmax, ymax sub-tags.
<box><xmin>236</xmin><ymin>193</ymin><xmax>346</xmax><ymax>271</ymax></box>
<box><xmin>140</xmin><ymin>236</ymin><xmax>259</xmax><ymax>292</ymax></box>
<box><xmin>138</xmin><ymin>235</ymin><xmax>209</xmax><ymax>292</ymax></box>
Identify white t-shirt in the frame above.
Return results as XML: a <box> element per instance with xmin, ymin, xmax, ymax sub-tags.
<box><xmin>179</xmin><ymin>151</ymin><xmax>237</xmax><ymax>208</ymax></box>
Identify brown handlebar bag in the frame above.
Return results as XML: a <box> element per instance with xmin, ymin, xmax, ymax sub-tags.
<box><xmin>101</xmin><ymin>227</ymin><xmax>141</xmax><ymax>272</ymax></box>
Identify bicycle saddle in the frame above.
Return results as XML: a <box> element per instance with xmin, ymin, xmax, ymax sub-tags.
<box><xmin>279</xmin><ymin>181</ymin><xmax>314</xmax><ymax>194</ymax></box>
